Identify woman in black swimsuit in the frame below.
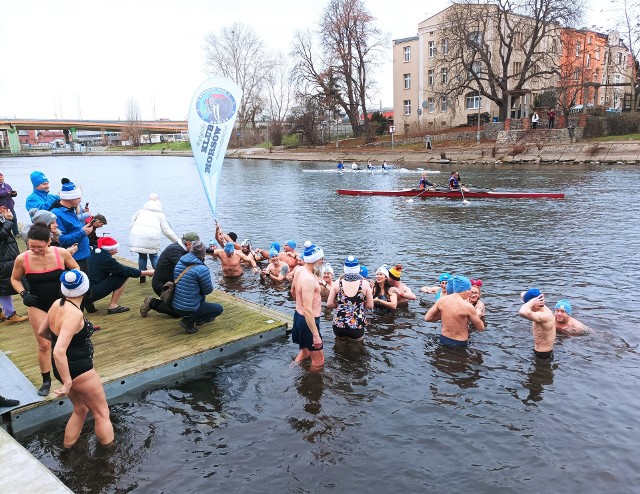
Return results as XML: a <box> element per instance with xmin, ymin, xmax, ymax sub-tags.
<box><xmin>11</xmin><ymin>224</ymin><xmax>79</xmax><ymax>396</ymax></box>
<box><xmin>38</xmin><ymin>269</ymin><xmax>113</xmax><ymax>449</ymax></box>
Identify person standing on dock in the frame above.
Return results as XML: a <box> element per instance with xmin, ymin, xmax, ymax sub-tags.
<box><xmin>531</xmin><ymin>111</ymin><xmax>540</xmax><ymax>129</ymax></box>
<box><xmin>171</xmin><ymin>241</ymin><xmax>223</xmax><ymax>334</ymax></box>
<box><xmin>11</xmin><ymin>224</ymin><xmax>80</xmax><ymax>396</ymax></box>
<box><xmin>0</xmin><ymin>205</ymin><xmax>29</xmax><ymax>324</ymax></box>
<box><xmin>129</xmin><ymin>193</ymin><xmax>179</xmax><ymax>284</ymax></box>
<box><xmin>140</xmin><ymin>232</ymin><xmax>199</xmax><ymax>318</ymax></box>
<box><xmin>38</xmin><ymin>269</ymin><xmax>114</xmax><ymax>449</ymax></box>
<box><xmin>518</xmin><ymin>288</ymin><xmax>556</xmax><ymax>359</ymax></box>
<box><xmin>291</xmin><ymin>241</ymin><xmax>325</xmax><ymax>367</ymax></box>
<box><xmin>0</xmin><ymin>172</ymin><xmax>19</xmax><ymax>235</ymax></box>
<box><xmin>25</xmin><ymin>171</ymin><xmax>60</xmax><ymax>213</ymax></box>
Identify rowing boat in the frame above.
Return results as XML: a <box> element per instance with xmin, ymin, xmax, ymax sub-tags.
<box><xmin>336</xmin><ymin>188</ymin><xmax>565</xmax><ymax>199</ymax></box>
<box><xmin>302</xmin><ymin>168</ymin><xmax>441</xmax><ymax>174</ymax></box>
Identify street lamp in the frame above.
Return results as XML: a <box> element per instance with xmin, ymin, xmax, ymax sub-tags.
<box><xmin>476</xmin><ymin>92</ymin><xmax>481</xmax><ymax>145</ymax></box>
<box><xmin>336</xmin><ymin>118</ymin><xmax>340</xmax><ymax>149</ymax></box>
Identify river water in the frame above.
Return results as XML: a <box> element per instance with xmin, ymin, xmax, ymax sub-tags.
<box><xmin>1</xmin><ymin>155</ymin><xmax>640</xmax><ymax>493</ymax></box>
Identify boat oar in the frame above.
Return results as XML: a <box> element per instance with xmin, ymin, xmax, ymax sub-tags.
<box><xmin>459</xmin><ymin>186</ymin><xmax>470</xmax><ymax>205</ymax></box>
<box><xmin>407</xmin><ymin>188</ymin><xmax>426</xmax><ymax>203</ymax></box>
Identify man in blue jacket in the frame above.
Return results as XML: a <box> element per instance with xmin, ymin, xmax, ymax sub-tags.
<box><xmin>171</xmin><ymin>240</ymin><xmax>223</xmax><ymax>334</ymax></box>
<box><xmin>25</xmin><ymin>171</ymin><xmax>60</xmax><ymax>213</ymax></box>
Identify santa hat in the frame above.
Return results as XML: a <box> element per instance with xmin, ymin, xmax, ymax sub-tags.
<box><xmin>60</xmin><ymin>181</ymin><xmax>82</xmax><ymax>200</ymax></box>
<box><xmin>97</xmin><ymin>236</ymin><xmax>119</xmax><ymax>251</ymax></box>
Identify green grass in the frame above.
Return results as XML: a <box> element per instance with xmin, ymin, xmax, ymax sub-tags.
<box><xmin>591</xmin><ymin>134</ymin><xmax>640</xmax><ymax>142</ymax></box>
<box><xmin>105</xmin><ymin>142</ymin><xmax>192</xmax><ymax>151</ymax></box>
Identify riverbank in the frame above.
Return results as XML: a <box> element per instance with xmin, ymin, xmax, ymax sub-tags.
<box><xmin>4</xmin><ymin>140</ymin><xmax>640</xmax><ymax>164</ymax></box>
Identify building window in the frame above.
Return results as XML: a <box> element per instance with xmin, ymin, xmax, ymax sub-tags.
<box><xmin>574</xmin><ymin>69</ymin><xmax>580</xmax><ymax>81</ymax></box>
<box><xmin>587</xmin><ymin>35</ymin><xmax>592</xmax><ymax>44</ymax></box>
<box><xmin>615</xmin><ymin>74</ymin><xmax>621</xmax><ymax>83</ymax></box>
<box><xmin>576</xmin><ymin>41</ymin><xmax>581</xmax><ymax>56</ymax></box>
<box><xmin>469</xmin><ymin>61</ymin><xmax>482</xmax><ymax>79</ymax></box>
<box><xmin>586</xmin><ymin>54</ymin><xmax>591</xmax><ymax>68</ymax></box>
<box><xmin>617</xmin><ymin>52</ymin><xmax>623</xmax><ymax>64</ymax></box>
<box><xmin>468</xmin><ymin>31</ymin><xmax>483</xmax><ymax>45</ymax></box>
<box><xmin>403</xmin><ymin>46</ymin><xmax>411</xmax><ymax>62</ymax></box>
<box><xmin>428</xmin><ymin>41</ymin><xmax>436</xmax><ymax>57</ymax></box>
<box><xmin>595</xmin><ymin>47</ymin><xmax>600</xmax><ymax>60</ymax></box>
<box><xmin>442</xmin><ymin>39</ymin><xmax>449</xmax><ymax>54</ymax></box>
<box><xmin>513</xmin><ymin>61</ymin><xmax>521</xmax><ymax>75</ymax></box>
<box><xmin>428</xmin><ymin>69</ymin><xmax>434</xmax><ymax>85</ymax></box>
<box><xmin>594</xmin><ymin>69</ymin><xmax>599</xmax><ymax>82</ymax></box>
<box><xmin>403</xmin><ymin>100</ymin><xmax>411</xmax><ymax>115</ymax></box>
<box><xmin>551</xmin><ymin>39</ymin><xmax>558</xmax><ymax>54</ymax></box>
<box><xmin>441</xmin><ymin>67</ymin><xmax>448</xmax><ymax>83</ymax></box>
<box><xmin>441</xmin><ymin>96</ymin><xmax>448</xmax><ymax>112</ymax></box>
<box><xmin>466</xmin><ymin>91</ymin><xmax>481</xmax><ymax>110</ymax></box>
<box><xmin>514</xmin><ymin>32</ymin><xmax>524</xmax><ymax>45</ymax></box>
<box><xmin>428</xmin><ymin>97</ymin><xmax>435</xmax><ymax>113</ymax></box>
<box><xmin>403</xmin><ymin>73</ymin><xmax>411</xmax><ymax>89</ymax></box>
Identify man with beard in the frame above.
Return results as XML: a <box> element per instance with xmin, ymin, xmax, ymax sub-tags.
<box><xmin>291</xmin><ymin>241</ymin><xmax>325</xmax><ymax>368</ymax></box>
<box><xmin>211</xmin><ymin>241</ymin><xmax>259</xmax><ymax>277</ymax></box>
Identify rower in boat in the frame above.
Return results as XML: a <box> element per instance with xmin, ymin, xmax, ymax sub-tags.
<box><xmin>351</xmin><ymin>162</ymin><xmax>360</xmax><ymax>171</ymax></box>
<box><xmin>449</xmin><ymin>171</ymin><xmax>469</xmax><ymax>192</ymax></box>
<box><xmin>366</xmin><ymin>160</ymin><xmax>373</xmax><ymax>171</ymax></box>
<box><xmin>418</xmin><ymin>172</ymin><xmax>435</xmax><ymax>190</ymax></box>
<box><xmin>381</xmin><ymin>161</ymin><xmax>390</xmax><ymax>171</ymax></box>
<box><xmin>337</xmin><ymin>160</ymin><xmax>345</xmax><ymax>172</ymax></box>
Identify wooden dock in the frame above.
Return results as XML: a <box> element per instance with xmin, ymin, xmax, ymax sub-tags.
<box><xmin>0</xmin><ymin>256</ymin><xmax>290</xmax><ymax>436</ymax></box>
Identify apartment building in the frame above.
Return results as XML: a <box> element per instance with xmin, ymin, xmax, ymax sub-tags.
<box><xmin>393</xmin><ymin>4</ymin><xmax>636</xmax><ymax>133</ymax></box>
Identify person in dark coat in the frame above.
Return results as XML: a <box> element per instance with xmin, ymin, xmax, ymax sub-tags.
<box><xmin>87</xmin><ymin>236</ymin><xmax>154</xmax><ymax>314</ymax></box>
<box><xmin>0</xmin><ymin>206</ymin><xmax>28</xmax><ymax>324</ymax></box>
<box><xmin>171</xmin><ymin>241</ymin><xmax>223</xmax><ymax>334</ymax></box>
<box><xmin>139</xmin><ymin>232</ymin><xmax>200</xmax><ymax>318</ymax></box>
<box><xmin>0</xmin><ymin>172</ymin><xmax>19</xmax><ymax>235</ymax></box>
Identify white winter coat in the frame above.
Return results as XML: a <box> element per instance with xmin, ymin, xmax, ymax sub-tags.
<box><xmin>129</xmin><ymin>196</ymin><xmax>179</xmax><ymax>254</ymax></box>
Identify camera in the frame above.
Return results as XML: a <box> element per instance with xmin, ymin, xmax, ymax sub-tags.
<box><xmin>205</xmin><ymin>247</ymin><xmax>215</xmax><ymax>255</ymax></box>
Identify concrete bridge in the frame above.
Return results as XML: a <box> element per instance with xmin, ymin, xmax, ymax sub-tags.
<box><xmin>0</xmin><ymin>118</ymin><xmax>188</xmax><ymax>153</ymax></box>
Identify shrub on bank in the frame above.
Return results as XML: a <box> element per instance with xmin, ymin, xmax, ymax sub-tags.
<box><xmin>584</xmin><ymin>113</ymin><xmax>640</xmax><ymax>138</ymax></box>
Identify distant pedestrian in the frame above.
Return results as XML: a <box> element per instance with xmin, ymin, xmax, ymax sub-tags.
<box><xmin>0</xmin><ymin>172</ymin><xmax>19</xmax><ymax>235</ymax></box>
<box><xmin>531</xmin><ymin>111</ymin><xmax>539</xmax><ymax>129</ymax></box>
<box><xmin>547</xmin><ymin>109</ymin><xmax>556</xmax><ymax>129</ymax></box>
<box><xmin>425</xmin><ymin>135</ymin><xmax>432</xmax><ymax>151</ymax></box>
<box><xmin>129</xmin><ymin>193</ymin><xmax>179</xmax><ymax>283</ymax></box>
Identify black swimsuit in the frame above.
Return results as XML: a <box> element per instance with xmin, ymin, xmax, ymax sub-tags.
<box><xmin>24</xmin><ymin>248</ymin><xmax>65</xmax><ymax>312</ymax></box>
<box><xmin>51</xmin><ymin>299</ymin><xmax>95</xmax><ymax>381</ymax></box>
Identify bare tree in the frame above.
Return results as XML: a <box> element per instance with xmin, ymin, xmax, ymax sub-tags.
<box><xmin>263</xmin><ymin>55</ymin><xmax>296</xmax><ymax>146</ymax></box>
<box><xmin>292</xmin><ymin>0</ymin><xmax>384</xmax><ymax>141</ymax></box>
<box><xmin>615</xmin><ymin>0</ymin><xmax>640</xmax><ymax>111</ymax></box>
<box><xmin>122</xmin><ymin>97</ymin><xmax>142</xmax><ymax>146</ymax></box>
<box><xmin>204</xmin><ymin>23</ymin><xmax>275</xmax><ymax>130</ymax></box>
<box><xmin>436</xmin><ymin>0</ymin><xmax>585</xmax><ymax>121</ymax></box>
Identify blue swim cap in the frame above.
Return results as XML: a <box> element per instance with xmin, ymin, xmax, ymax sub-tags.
<box><xmin>360</xmin><ymin>265</ymin><xmax>368</xmax><ymax>278</ymax></box>
<box><xmin>446</xmin><ymin>277</ymin><xmax>454</xmax><ymax>295</ymax></box>
<box><xmin>224</xmin><ymin>242</ymin><xmax>235</xmax><ymax>254</ymax></box>
<box><xmin>285</xmin><ymin>239</ymin><xmax>296</xmax><ymax>249</ymax></box>
<box><xmin>452</xmin><ymin>275</ymin><xmax>471</xmax><ymax>293</ymax></box>
<box><xmin>439</xmin><ymin>272</ymin><xmax>452</xmax><ymax>283</ymax></box>
<box><xmin>554</xmin><ymin>299</ymin><xmax>572</xmax><ymax>315</ymax></box>
<box><xmin>270</xmin><ymin>242</ymin><xmax>281</xmax><ymax>252</ymax></box>
<box><xmin>269</xmin><ymin>248</ymin><xmax>279</xmax><ymax>258</ymax></box>
<box><xmin>523</xmin><ymin>288</ymin><xmax>542</xmax><ymax>303</ymax></box>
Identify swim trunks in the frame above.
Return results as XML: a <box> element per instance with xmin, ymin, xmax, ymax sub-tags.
<box><xmin>51</xmin><ymin>301</ymin><xmax>95</xmax><ymax>381</ymax></box>
<box><xmin>534</xmin><ymin>349</ymin><xmax>553</xmax><ymax>359</ymax></box>
<box><xmin>439</xmin><ymin>334</ymin><xmax>469</xmax><ymax>347</ymax></box>
<box><xmin>292</xmin><ymin>311</ymin><xmax>322</xmax><ymax>351</ymax></box>
<box><xmin>24</xmin><ymin>248</ymin><xmax>65</xmax><ymax>312</ymax></box>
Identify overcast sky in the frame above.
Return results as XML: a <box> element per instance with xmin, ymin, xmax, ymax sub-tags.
<box><xmin>0</xmin><ymin>0</ymin><xmax>604</xmax><ymax>121</ymax></box>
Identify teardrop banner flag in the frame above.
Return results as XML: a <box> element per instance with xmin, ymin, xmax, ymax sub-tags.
<box><xmin>188</xmin><ymin>77</ymin><xmax>242</xmax><ymax>218</ymax></box>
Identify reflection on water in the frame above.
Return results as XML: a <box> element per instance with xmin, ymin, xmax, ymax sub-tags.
<box><xmin>2</xmin><ymin>156</ymin><xmax>640</xmax><ymax>492</ymax></box>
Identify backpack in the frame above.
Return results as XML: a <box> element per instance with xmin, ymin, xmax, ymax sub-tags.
<box><xmin>159</xmin><ymin>265</ymin><xmax>195</xmax><ymax>305</ymax></box>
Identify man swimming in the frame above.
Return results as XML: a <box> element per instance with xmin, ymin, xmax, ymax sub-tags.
<box><xmin>554</xmin><ymin>299</ymin><xmax>591</xmax><ymax>335</ymax></box>
<box><xmin>211</xmin><ymin>241</ymin><xmax>259</xmax><ymax>277</ymax></box>
<box><xmin>518</xmin><ymin>288</ymin><xmax>556</xmax><ymax>358</ymax></box>
<box><xmin>424</xmin><ymin>275</ymin><xmax>485</xmax><ymax>347</ymax></box>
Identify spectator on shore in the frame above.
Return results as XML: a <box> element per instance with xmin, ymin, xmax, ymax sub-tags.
<box><xmin>0</xmin><ymin>172</ymin><xmax>19</xmax><ymax>235</ymax></box>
